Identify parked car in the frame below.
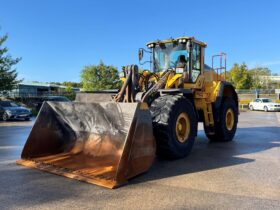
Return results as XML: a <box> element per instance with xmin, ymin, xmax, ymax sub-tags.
<box><xmin>36</xmin><ymin>96</ymin><xmax>71</xmax><ymax>111</ymax></box>
<box><xmin>249</xmin><ymin>98</ymin><xmax>280</xmax><ymax>112</ymax></box>
<box><xmin>0</xmin><ymin>101</ymin><xmax>32</xmax><ymax>121</ymax></box>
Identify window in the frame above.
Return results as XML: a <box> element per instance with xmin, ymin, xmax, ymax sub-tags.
<box><xmin>153</xmin><ymin>42</ymin><xmax>189</xmax><ymax>72</ymax></box>
<box><xmin>262</xmin><ymin>98</ymin><xmax>272</xmax><ymax>103</ymax></box>
<box><xmin>191</xmin><ymin>43</ymin><xmax>201</xmax><ymax>82</ymax></box>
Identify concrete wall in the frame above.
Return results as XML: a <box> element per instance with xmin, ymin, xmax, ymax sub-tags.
<box><xmin>238</xmin><ymin>94</ymin><xmax>278</xmax><ymax>100</ymax></box>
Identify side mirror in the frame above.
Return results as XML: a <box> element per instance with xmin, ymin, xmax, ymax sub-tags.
<box><xmin>138</xmin><ymin>48</ymin><xmax>144</xmax><ymax>61</ymax></box>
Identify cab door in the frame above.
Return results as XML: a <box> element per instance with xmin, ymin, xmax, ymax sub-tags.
<box><xmin>255</xmin><ymin>99</ymin><xmax>262</xmax><ymax>110</ymax></box>
<box><xmin>190</xmin><ymin>43</ymin><xmax>202</xmax><ymax>82</ymax></box>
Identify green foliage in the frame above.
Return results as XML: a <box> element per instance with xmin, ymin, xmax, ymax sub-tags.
<box><xmin>49</xmin><ymin>81</ymin><xmax>82</xmax><ymax>88</ymax></box>
<box><xmin>63</xmin><ymin>92</ymin><xmax>76</xmax><ymax>101</ymax></box>
<box><xmin>227</xmin><ymin>63</ymin><xmax>280</xmax><ymax>90</ymax></box>
<box><xmin>249</xmin><ymin>67</ymin><xmax>271</xmax><ymax>89</ymax></box>
<box><xmin>0</xmin><ymin>33</ymin><xmax>21</xmax><ymax>91</ymax></box>
<box><xmin>227</xmin><ymin>63</ymin><xmax>252</xmax><ymax>89</ymax></box>
<box><xmin>80</xmin><ymin>61</ymin><xmax>121</xmax><ymax>91</ymax></box>
<box><xmin>61</xmin><ymin>81</ymin><xmax>82</xmax><ymax>88</ymax></box>
<box><xmin>65</xmin><ymin>85</ymin><xmax>72</xmax><ymax>92</ymax></box>
<box><xmin>49</xmin><ymin>81</ymin><xmax>82</xmax><ymax>93</ymax></box>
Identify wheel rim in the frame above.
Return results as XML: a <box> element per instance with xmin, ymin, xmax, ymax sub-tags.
<box><xmin>3</xmin><ymin>114</ymin><xmax>7</xmax><ymax>121</ymax></box>
<box><xmin>226</xmin><ymin>108</ymin><xmax>234</xmax><ymax>131</ymax></box>
<box><xmin>175</xmin><ymin>112</ymin><xmax>190</xmax><ymax>143</ymax></box>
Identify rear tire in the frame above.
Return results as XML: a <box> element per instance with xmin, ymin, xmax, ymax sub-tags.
<box><xmin>150</xmin><ymin>95</ymin><xmax>198</xmax><ymax>159</ymax></box>
<box><xmin>25</xmin><ymin>118</ymin><xmax>30</xmax><ymax>121</ymax></box>
<box><xmin>264</xmin><ymin>106</ymin><xmax>268</xmax><ymax>112</ymax></box>
<box><xmin>204</xmin><ymin>97</ymin><xmax>238</xmax><ymax>142</ymax></box>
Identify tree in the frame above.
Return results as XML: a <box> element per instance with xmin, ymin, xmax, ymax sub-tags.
<box><xmin>0</xmin><ymin>33</ymin><xmax>21</xmax><ymax>92</ymax></box>
<box><xmin>227</xmin><ymin>63</ymin><xmax>252</xmax><ymax>89</ymax></box>
<box><xmin>61</xmin><ymin>81</ymin><xmax>82</xmax><ymax>88</ymax></box>
<box><xmin>80</xmin><ymin>61</ymin><xmax>121</xmax><ymax>91</ymax></box>
<box><xmin>249</xmin><ymin>67</ymin><xmax>271</xmax><ymax>89</ymax></box>
<box><xmin>49</xmin><ymin>81</ymin><xmax>82</xmax><ymax>90</ymax></box>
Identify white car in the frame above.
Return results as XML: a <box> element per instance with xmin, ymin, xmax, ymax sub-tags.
<box><xmin>249</xmin><ymin>98</ymin><xmax>280</xmax><ymax>112</ymax></box>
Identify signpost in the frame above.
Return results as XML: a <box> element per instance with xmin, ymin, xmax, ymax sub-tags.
<box><xmin>276</xmin><ymin>89</ymin><xmax>280</xmax><ymax>99</ymax></box>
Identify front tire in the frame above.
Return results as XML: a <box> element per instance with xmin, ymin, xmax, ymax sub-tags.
<box><xmin>150</xmin><ymin>95</ymin><xmax>198</xmax><ymax>159</ymax></box>
<box><xmin>2</xmin><ymin>112</ymin><xmax>9</xmax><ymax>121</ymax></box>
<box><xmin>205</xmin><ymin>97</ymin><xmax>238</xmax><ymax>142</ymax></box>
<box><xmin>249</xmin><ymin>105</ymin><xmax>254</xmax><ymax>111</ymax></box>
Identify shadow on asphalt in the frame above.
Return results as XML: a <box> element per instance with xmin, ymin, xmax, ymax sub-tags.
<box><xmin>129</xmin><ymin>126</ymin><xmax>280</xmax><ymax>185</ymax></box>
<box><xmin>0</xmin><ymin>126</ymin><xmax>280</xmax><ymax>204</ymax></box>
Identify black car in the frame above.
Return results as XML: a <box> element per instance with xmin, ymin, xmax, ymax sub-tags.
<box><xmin>36</xmin><ymin>96</ymin><xmax>71</xmax><ymax>111</ymax></box>
<box><xmin>0</xmin><ymin>101</ymin><xmax>32</xmax><ymax>121</ymax></box>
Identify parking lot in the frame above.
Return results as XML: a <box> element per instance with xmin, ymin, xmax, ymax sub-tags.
<box><xmin>0</xmin><ymin>111</ymin><xmax>279</xmax><ymax>210</ymax></box>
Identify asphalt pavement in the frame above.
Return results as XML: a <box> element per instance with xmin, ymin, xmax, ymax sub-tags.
<box><xmin>0</xmin><ymin>112</ymin><xmax>279</xmax><ymax>210</ymax></box>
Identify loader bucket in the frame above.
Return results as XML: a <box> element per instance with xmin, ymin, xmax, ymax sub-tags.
<box><xmin>16</xmin><ymin>101</ymin><xmax>155</xmax><ymax>188</ymax></box>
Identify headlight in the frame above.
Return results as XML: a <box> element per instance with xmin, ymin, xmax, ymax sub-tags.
<box><xmin>178</xmin><ymin>39</ymin><xmax>187</xmax><ymax>43</ymax></box>
<box><xmin>6</xmin><ymin>110</ymin><xmax>12</xmax><ymax>115</ymax></box>
<box><xmin>176</xmin><ymin>67</ymin><xmax>184</xmax><ymax>74</ymax></box>
<box><xmin>147</xmin><ymin>43</ymin><xmax>154</xmax><ymax>48</ymax></box>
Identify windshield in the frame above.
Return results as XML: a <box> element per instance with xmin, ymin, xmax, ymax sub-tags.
<box><xmin>153</xmin><ymin>42</ymin><xmax>188</xmax><ymax>72</ymax></box>
<box><xmin>45</xmin><ymin>97</ymin><xmax>70</xmax><ymax>102</ymax></box>
<box><xmin>262</xmin><ymin>99</ymin><xmax>272</xmax><ymax>103</ymax></box>
<box><xmin>0</xmin><ymin>101</ymin><xmax>19</xmax><ymax>107</ymax></box>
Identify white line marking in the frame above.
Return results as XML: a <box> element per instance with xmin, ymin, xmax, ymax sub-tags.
<box><xmin>0</xmin><ymin>146</ymin><xmax>22</xmax><ymax>150</ymax></box>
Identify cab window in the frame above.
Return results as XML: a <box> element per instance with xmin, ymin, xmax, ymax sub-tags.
<box><xmin>191</xmin><ymin>43</ymin><xmax>201</xmax><ymax>82</ymax></box>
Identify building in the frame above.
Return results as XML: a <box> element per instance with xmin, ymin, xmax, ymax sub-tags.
<box><xmin>261</xmin><ymin>75</ymin><xmax>280</xmax><ymax>82</ymax></box>
<box><xmin>9</xmin><ymin>81</ymin><xmax>80</xmax><ymax>98</ymax></box>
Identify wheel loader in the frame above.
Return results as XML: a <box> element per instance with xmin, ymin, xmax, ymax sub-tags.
<box><xmin>17</xmin><ymin>36</ymin><xmax>238</xmax><ymax>189</ymax></box>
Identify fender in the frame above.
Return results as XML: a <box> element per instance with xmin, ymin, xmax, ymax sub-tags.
<box><xmin>214</xmin><ymin>81</ymin><xmax>239</xmax><ymax>121</ymax></box>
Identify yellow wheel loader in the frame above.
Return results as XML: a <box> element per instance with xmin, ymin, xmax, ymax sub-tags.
<box><xmin>17</xmin><ymin>36</ymin><xmax>238</xmax><ymax>188</ymax></box>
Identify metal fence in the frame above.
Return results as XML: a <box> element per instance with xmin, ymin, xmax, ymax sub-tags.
<box><xmin>0</xmin><ymin>90</ymin><xmax>77</xmax><ymax>98</ymax></box>
<box><xmin>236</xmin><ymin>89</ymin><xmax>276</xmax><ymax>94</ymax></box>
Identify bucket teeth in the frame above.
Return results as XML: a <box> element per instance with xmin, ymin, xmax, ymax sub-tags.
<box><xmin>17</xmin><ymin>101</ymin><xmax>155</xmax><ymax>188</ymax></box>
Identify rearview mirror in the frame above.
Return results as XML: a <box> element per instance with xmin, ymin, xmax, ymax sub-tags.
<box><xmin>138</xmin><ymin>48</ymin><xmax>144</xmax><ymax>61</ymax></box>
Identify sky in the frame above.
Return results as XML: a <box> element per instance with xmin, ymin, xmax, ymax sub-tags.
<box><xmin>1</xmin><ymin>0</ymin><xmax>280</xmax><ymax>82</ymax></box>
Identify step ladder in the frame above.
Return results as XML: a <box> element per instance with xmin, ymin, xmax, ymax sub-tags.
<box><xmin>205</xmin><ymin>102</ymin><xmax>214</xmax><ymax>126</ymax></box>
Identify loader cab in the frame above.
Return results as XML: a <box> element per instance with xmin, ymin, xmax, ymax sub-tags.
<box><xmin>145</xmin><ymin>37</ymin><xmax>206</xmax><ymax>83</ymax></box>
